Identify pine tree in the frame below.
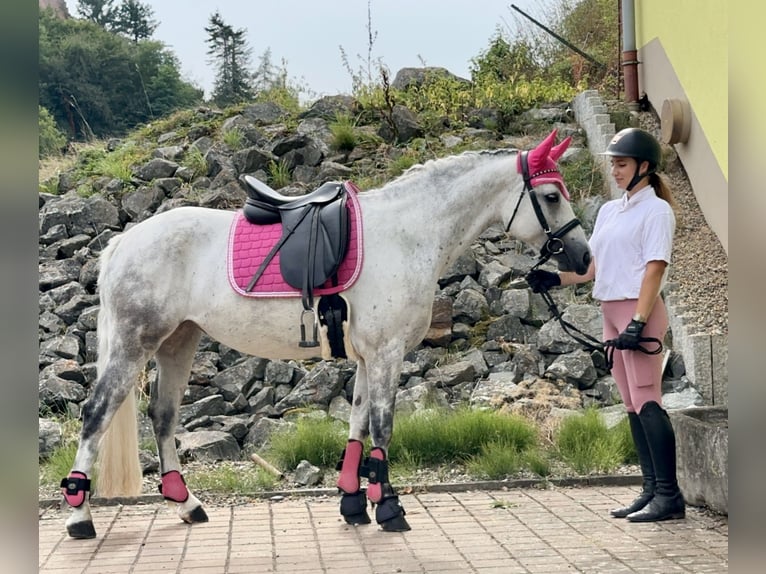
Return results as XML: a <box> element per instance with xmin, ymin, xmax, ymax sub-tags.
<box><xmin>205</xmin><ymin>11</ymin><xmax>254</xmax><ymax>106</ymax></box>
<box><xmin>75</xmin><ymin>0</ymin><xmax>117</xmax><ymax>27</ymax></box>
<box><xmin>111</xmin><ymin>0</ymin><xmax>158</xmax><ymax>43</ymax></box>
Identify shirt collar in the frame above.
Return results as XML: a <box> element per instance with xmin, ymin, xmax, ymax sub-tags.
<box><xmin>620</xmin><ymin>185</ymin><xmax>656</xmax><ymax>210</ymax></box>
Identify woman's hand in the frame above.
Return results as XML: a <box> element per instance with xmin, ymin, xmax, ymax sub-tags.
<box><xmin>525</xmin><ymin>270</ymin><xmax>561</xmax><ymax>293</ymax></box>
<box><xmin>616</xmin><ymin>319</ymin><xmax>646</xmax><ymax>350</ymax></box>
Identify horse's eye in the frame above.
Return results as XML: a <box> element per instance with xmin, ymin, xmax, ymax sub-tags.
<box><xmin>544</xmin><ymin>193</ymin><xmax>559</xmax><ymax>203</ymax></box>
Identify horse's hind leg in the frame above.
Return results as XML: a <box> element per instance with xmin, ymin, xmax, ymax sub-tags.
<box><xmin>63</xmin><ymin>344</ymin><xmax>151</xmax><ymax>539</ymax></box>
<box><xmin>150</xmin><ymin>321</ymin><xmax>208</xmax><ymax>524</ymax></box>
<box><xmin>352</xmin><ymin>349</ymin><xmax>411</xmax><ymax>532</ymax></box>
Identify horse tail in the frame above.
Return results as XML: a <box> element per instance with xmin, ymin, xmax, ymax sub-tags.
<box><xmin>93</xmin><ymin>233</ymin><xmax>143</xmax><ymax>498</ymax></box>
<box><xmin>95</xmin><ymin>391</ymin><xmax>142</xmax><ymax>497</ymax></box>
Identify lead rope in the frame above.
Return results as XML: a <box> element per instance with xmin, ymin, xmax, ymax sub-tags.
<box><xmin>531</xmin><ymin>269</ymin><xmax>663</xmax><ymax>371</ymax></box>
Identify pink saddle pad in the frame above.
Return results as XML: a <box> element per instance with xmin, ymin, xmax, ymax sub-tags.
<box><xmin>227</xmin><ymin>182</ymin><xmax>363</xmax><ymax>298</ymax></box>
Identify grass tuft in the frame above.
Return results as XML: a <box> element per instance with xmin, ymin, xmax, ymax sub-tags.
<box><xmin>553</xmin><ymin>408</ymin><xmax>626</xmax><ymax>474</ymax></box>
<box><xmin>266</xmin><ymin>413</ymin><xmax>348</xmax><ymax>469</ymax></box>
<box><xmin>389</xmin><ymin>407</ymin><xmax>538</xmax><ymax>466</ymax></box>
<box><xmin>329</xmin><ymin>113</ymin><xmax>358</xmax><ymax>152</ymax></box>
<box><xmin>267</xmin><ymin>159</ymin><xmax>292</xmax><ymax>189</ymax></box>
<box><xmin>466</xmin><ymin>441</ymin><xmax>525</xmax><ymax>479</ymax></box>
<box><xmin>222</xmin><ymin>128</ymin><xmax>245</xmax><ymax>150</ymax></box>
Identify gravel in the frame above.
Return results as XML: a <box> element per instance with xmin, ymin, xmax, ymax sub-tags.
<box><xmin>637</xmin><ymin>112</ymin><xmax>728</xmax><ymax>336</ymax></box>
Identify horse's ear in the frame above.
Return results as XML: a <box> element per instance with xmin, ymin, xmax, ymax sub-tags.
<box><xmin>528</xmin><ymin>129</ymin><xmax>557</xmax><ymax>164</ymax></box>
<box><xmin>550</xmin><ymin>136</ymin><xmax>572</xmax><ymax>161</ymax></box>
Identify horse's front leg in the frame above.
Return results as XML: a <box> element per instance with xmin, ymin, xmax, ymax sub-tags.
<box><xmin>364</xmin><ymin>347</ymin><xmax>411</xmax><ymax>532</ymax></box>
<box><xmin>151</xmin><ymin>323</ymin><xmax>208</xmax><ymax>525</ymax></box>
<box><xmin>336</xmin><ymin>357</ymin><xmax>372</xmax><ymax>525</ymax></box>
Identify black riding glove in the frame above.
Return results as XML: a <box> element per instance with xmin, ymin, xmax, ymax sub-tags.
<box><xmin>525</xmin><ymin>269</ymin><xmax>561</xmax><ymax>293</ymax></box>
<box><xmin>616</xmin><ymin>319</ymin><xmax>646</xmax><ymax>350</ymax></box>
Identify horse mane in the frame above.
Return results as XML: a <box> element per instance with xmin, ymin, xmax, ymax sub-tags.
<box><xmin>369</xmin><ymin>148</ymin><xmax>520</xmax><ymax>192</ymax></box>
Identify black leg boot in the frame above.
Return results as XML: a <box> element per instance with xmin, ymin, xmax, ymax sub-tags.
<box><xmin>610</xmin><ymin>412</ymin><xmax>655</xmax><ymax>518</ymax></box>
<box><xmin>627</xmin><ymin>401</ymin><xmax>685</xmax><ymax>522</ymax></box>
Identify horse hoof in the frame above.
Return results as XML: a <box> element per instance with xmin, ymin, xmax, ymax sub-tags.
<box><xmin>339</xmin><ymin>490</ymin><xmax>370</xmax><ymax>525</ymax></box>
<box><xmin>182</xmin><ymin>506</ymin><xmax>209</xmax><ymax>524</ymax></box>
<box><xmin>374</xmin><ymin>495</ymin><xmax>411</xmax><ymax>532</ymax></box>
<box><xmin>380</xmin><ymin>513</ymin><xmax>411</xmax><ymax>532</ymax></box>
<box><xmin>67</xmin><ymin>520</ymin><xmax>96</xmax><ymax>539</ymax></box>
<box><xmin>343</xmin><ymin>511</ymin><xmax>372</xmax><ymax>526</ymax></box>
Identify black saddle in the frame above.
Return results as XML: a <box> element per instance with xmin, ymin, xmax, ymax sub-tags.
<box><xmin>239</xmin><ymin>175</ymin><xmax>351</xmax><ymax>323</ymax></box>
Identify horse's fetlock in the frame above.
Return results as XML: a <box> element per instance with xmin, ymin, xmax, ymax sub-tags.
<box><xmin>159</xmin><ymin>470</ymin><xmax>189</xmax><ymax>503</ymax></box>
<box><xmin>60</xmin><ymin>471</ymin><xmax>91</xmax><ymax>508</ymax></box>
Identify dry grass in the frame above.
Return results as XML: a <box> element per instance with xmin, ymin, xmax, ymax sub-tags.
<box><xmin>38</xmin><ymin>141</ymin><xmax>102</xmax><ymax>190</ymax></box>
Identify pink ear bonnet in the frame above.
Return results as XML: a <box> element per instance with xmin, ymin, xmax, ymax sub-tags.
<box><xmin>517</xmin><ymin>129</ymin><xmax>572</xmax><ymax>200</ymax></box>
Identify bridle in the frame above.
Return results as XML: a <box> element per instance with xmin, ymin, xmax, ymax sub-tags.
<box><xmin>505</xmin><ymin>151</ymin><xmax>582</xmax><ymax>270</ymax></box>
<box><xmin>508</xmin><ymin>150</ymin><xmax>662</xmax><ymax>370</ymax></box>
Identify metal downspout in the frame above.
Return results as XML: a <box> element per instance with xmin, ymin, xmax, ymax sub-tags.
<box><xmin>621</xmin><ymin>0</ymin><xmax>639</xmax><ymax>110</ymax></box>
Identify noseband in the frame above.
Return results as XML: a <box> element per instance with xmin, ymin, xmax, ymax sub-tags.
<box><xmin>505</xmin><ymin>151</ymin><xmax>582</xmax><ymax>269</ymax></box>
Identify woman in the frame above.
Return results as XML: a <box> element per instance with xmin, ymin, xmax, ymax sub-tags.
<box><xmin>526</xmin><ymin>127</ymin><xmax>685</xmax><ymax>522</ymax></box>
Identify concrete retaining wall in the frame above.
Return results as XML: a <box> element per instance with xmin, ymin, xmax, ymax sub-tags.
<box><xmin>669</xmin><ymin>406</ymin><xmax>728</xmax><ymax>514</ymax></box>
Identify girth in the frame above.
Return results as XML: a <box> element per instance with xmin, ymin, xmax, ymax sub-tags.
<box><xmin>239</xmin><ymin>175</ymin><xmax>351</xmax><ymax>315</ymax></box>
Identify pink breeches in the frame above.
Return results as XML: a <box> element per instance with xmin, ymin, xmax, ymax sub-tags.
<box><xmin>601</xmin><ymin>298</ymin><xmax>667</xmax><ymax>414</ymax></box>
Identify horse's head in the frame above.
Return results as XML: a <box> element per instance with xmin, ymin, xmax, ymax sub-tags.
<box><xmin>504</xmin><ymin>129</ymin><xmax>591</xmax><ymax>274</ymax></box>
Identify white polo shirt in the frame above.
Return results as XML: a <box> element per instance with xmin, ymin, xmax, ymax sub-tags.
<box><xmin>589</xmin><ymin>185</ymin><xmax>675</xmax><ymax>301</ymax></box>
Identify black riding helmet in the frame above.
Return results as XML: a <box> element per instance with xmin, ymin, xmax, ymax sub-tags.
<box><xmin>602</xmin><ymin>128</ymin><xmax>662</xmax><ymax>191</ymax></box>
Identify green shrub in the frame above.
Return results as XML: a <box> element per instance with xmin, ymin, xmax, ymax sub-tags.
<box><xmin>39</xmin><ymin>106</ymin><xmax>67</xmax><ymax>158</ymax></box>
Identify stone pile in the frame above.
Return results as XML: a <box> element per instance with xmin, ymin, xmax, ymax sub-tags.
<box><xmin>38</xmin><ymin>91</ymin><xmax>704</xmax><ymax>467</ymax></box>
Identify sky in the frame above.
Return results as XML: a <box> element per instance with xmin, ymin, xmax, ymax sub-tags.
<box><xmin>64</xmin><ymin>0</ymin><xmax>545</xmax><ymax>99</ymax></box>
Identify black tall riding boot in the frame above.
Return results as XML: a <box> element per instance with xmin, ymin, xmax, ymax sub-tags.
<box><xmin>610</xmin><ymin>412</ymin><xmax>655</xmax><ymax>518</ymax></box>
<box><xmin>627</xmin><ymin>401</ymin><xmax>685</xmax><ymax>522</ymax></box>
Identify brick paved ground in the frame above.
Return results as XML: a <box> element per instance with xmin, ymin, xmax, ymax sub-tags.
<box><xmin>39</xmin><ymin>485</ymin><xmax>728</xmax><ymax>574</ymax></box>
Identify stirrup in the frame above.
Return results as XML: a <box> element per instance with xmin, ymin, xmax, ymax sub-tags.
<box><xmin>299</xmin><ymin>308</ymin><xmax>319</xmax><ymax>347</ymax></box>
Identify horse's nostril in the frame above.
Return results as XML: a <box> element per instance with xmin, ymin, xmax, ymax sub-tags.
<box><xmin>583</xmin><ymin>252</ymin><xmax>591</xmax><ymax>267</ymax></box>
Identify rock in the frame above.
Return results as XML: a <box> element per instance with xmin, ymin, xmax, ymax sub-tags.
<box><xmin>274</xmin><ymin>362</ymin><xmax>346</xmax><ymax>413</ymax></box>
<box><xmin>395</xmin><ymin>382</ymin><xmax>450</xmax><ymax>416</ymax></box>
<box><xmin>179</xmin><ymin>395</ymin><xmax>227</xmax><ymax>425</ymax></box>
<box><xmin>176</xmin><ymin>430</ymin><xmax>241</xmax><ymax>462</ymax></box>
<box><xmin>133</xmin><ymin>158</ymin><xmax>179</xmax><ymax>181</ymax></box>
<box><xmin>244</xmin><ymin>417</ymin><xmax>293</xmax><ymax>450</ymax></box>
<box><xmin>294</xmin><ymin>460</ymin><xmax>323</xmax><ymax>486</ymax></box>
<box><xmin>38</xmin><ymin>418</ymin><xmax>63</xmax><ymax>459</ymax></box>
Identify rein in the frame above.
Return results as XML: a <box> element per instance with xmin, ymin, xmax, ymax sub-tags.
<box><xmin>509</xmin><ymin>151</ymin><xmax>663</xmax><ymax>370</ymax></box>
